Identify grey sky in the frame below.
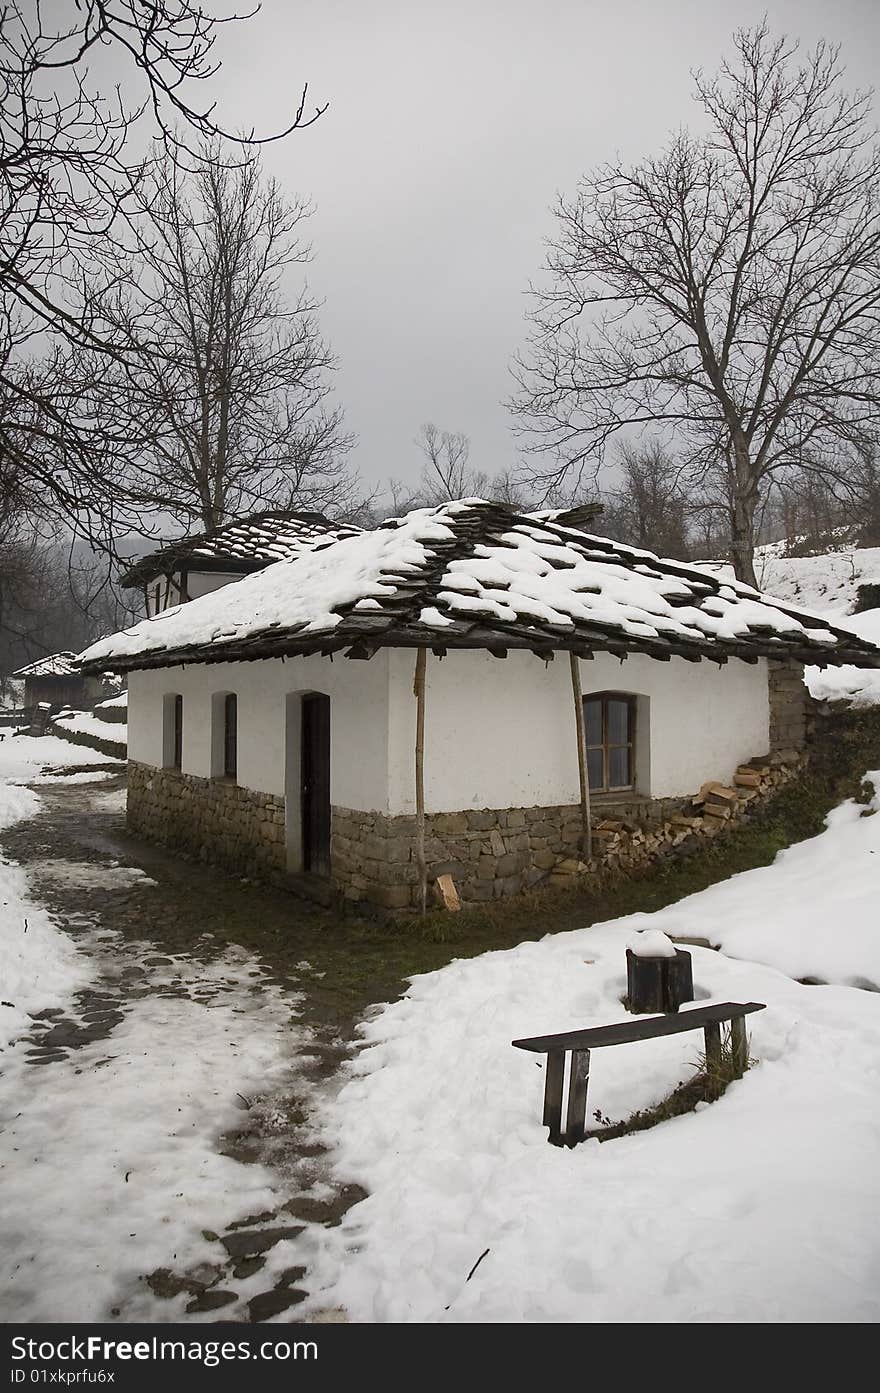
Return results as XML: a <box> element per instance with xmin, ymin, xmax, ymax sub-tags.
<box><xmin>209</xmin><ymin>0</ymin><xmax>880</xmax><ymax>496</ymax></box>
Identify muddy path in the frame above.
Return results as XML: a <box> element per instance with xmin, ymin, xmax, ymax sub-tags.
<box><xmin>1</xmin><ymin>770</ymin><xmax>396</xmax><ymax>1322</ymax></box>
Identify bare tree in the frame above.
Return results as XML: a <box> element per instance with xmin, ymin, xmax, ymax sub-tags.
<box><xmin>514</xmin><ymin>23</ymin><xmax>880</xmax><ymax>585</ymax></box>
<box><xmin>376</xmin><ymin>424</ymin><xmax>542</xmax><ymax>519</ymax></box>
<box><xmin>415</xmin><ymin>423</ymin><xmax>488</xmax><ymax>502</ymax></box>
<box><xmin>0</xmin><ymin>1</ymin><xmax>323</xmax><ymax>546</ymax></box>
<box><xmin>602</xmin><ymin>442</ymin><xmax>690</xmax><ymax>558</ymax></box>
<box><xmin>115</xmin><ymin>143</ymin><xmax>354</xmax><ymax>531</ymax></box>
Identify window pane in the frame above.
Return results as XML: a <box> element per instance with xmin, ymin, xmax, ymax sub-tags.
<box><xmin>224</xmin><ymin>694</ymin><xmax>237</xmax><ymax>778</ymax></box>
<box><xmin>608</xmin><ymin>744</ymin><xmax>632</xmax><ymax>788</ymax></box>
<box><xmin>587</xmin><ymin>746</ymin><xmax>604</xmax><ymax>791</ymax></box>
<box><xmin>173</xmin><ymin>695</ymin><xmax>182</xmax><ymax>770</ymax></box>
<box><xmin>607</xmin><ymin>698</ymin><xmax>631</xmax><ymax>746</ymax></box>
<box><xmin>584</xmin><ymin>698</ymin><xmax>602</xmax><ymax>746</ymax></box>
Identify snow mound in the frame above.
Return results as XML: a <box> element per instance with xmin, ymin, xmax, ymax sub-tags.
<box><xmin>306</xmin><ymin>775</ymin><xmax>880</xmax><ymax>1323</ymax></box>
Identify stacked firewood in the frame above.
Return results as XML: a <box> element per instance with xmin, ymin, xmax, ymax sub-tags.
<box><xmin>549</xmin><ymin>749</ymin><xmax>803</xmax><ymax>884</ymax></box>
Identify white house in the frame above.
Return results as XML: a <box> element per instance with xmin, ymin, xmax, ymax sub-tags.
<box><xmin>121</xmin><ymin>509</ymin><xmax>360</xmax><ymax>616</ymax></box>
<box><xmin>80</xmin><ymin>500</ymin><xmax>880</xmax><ymax>913</ymax></box>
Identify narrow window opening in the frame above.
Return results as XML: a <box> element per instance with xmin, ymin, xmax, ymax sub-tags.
<box><xmin>162</xmin><ymin>693</ymin><xmax>183</xmax><ymax>770</ymax></box>
<box><xmin>172</xmin><ymin>694</ymin><xmax>183</xmax><ymax>770</ymax></box>
<box><xmin>223</xmin><ymin>693</ymin><xmax>238</xmax><ymax>780</ymax></box>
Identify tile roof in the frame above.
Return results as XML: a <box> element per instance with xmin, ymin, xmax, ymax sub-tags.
<box><xmin>14</xmin><ymin>652</ymin><xmax>80</xmax><ymax>678</ymax></box>
<box><xmin>120</xmin><ymin>510</ymin><xmax>361</xmax><ymax>588</ymax></box>
<box><xmin>81</xmin><ymin>500</ymin><xmax>880</xmax><ymax>673</ymax></box>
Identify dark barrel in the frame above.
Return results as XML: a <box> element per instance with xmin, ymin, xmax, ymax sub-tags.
<box><xmin>626</xmin><ymin>947</ymin><xmax>694</xmax><ymax>1014</ymax></box>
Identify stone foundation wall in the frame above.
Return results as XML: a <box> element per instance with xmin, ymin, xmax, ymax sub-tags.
<box><xmin>330</xmin><ymin>753</ymin><xmax>802</xmax><ymax>913</ymax></box>
<box><xmin>331</xmin><ymin>798</ymin><xmax>688</xmax><ymax>911</ymax></box>
<box><xmin>768</xmin><ymin>659</ymin><xmax>807</xmax><ymax>752</ymax></box>
<box><xmin>128</xmin><ymin>760</ymin><xmax>286</xmax><ymax>879</ymax></box>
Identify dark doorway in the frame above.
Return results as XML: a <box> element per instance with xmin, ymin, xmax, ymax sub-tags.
<box><xmin>301</xmin><ymin>693</ymin><xmax>331</xmax><ymax>876</ymax></box>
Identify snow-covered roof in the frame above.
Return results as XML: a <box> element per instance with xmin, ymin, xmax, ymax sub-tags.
<box><xmin>80</xmin><ymin>500</ymin><xmax>880</xmax><ymax>673</ymax></box>
<box><xmin>13</xmin><ymin>652</ymin><xmax>81</xmax><ymax>679</ymax></box>
<box><xmin>121</xmin><ymin>509</ymin><xmax>361</xmax><ymax>588</ymax></box>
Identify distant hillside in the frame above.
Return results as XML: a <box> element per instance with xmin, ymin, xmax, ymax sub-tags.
<box><xmin>754</xmin><ymin>543</ymin><xmax>880</xmax><ymax>618</ymax></box>
<box><xmin>698</xmin><ymin>542</ymin><xmax>880</xmax><ymax>618</ymax></box>
<box><xmin>697</xmin><ymin>542</ymin><xmax>880</xmax><ymax>709</ymax></box>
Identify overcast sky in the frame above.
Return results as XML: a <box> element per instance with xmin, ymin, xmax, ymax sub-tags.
<box><xmin>208</xmin><ymin>0</ymin><xmax>880</xmax><ymax>496</ymax></box>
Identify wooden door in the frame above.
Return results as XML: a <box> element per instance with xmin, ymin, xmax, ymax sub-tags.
<box><xmin>301</xmin><ymin>693</ymin><xmax>331</xmax><ymax>876</ymax></box>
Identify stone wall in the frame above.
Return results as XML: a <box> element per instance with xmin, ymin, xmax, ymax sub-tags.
<box><xmin>331</xmin><ymin>798</ymin><xmax>689</xmax><ymax>912</ymax></box>
<box><xmin>768</xmin><ymin>659</ymin><xmax>807</xmax><ymax>752</ymax></box>
<box><xmin>128</xmin><ymin>760</ymin><xmax>286</xmax><ymax>879</ymax></box>
<box><xmin>330</xmin><ymin>753</ymin><xmax>802</xmax><ymax>914</ymax></box>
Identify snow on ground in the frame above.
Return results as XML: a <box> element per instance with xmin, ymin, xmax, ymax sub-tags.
<box><xmin>32</xmin><ymin>859</ymin><xmax>157</xmax><ymax>891</ymax></box>
<box><xmin>0</xmin><ymin>735</ymin><xmax>307</xmax><ymax>1322</ymax></box>
<box><xmin>629</xmin><ymin>772</ymin><xmax>880</xmax><ymax>988</ymax></box>
<box><xmin>702</xmin><ymin>543</ymin><xmax>880</xmax><ymax>618</ymax></box>
<box><xmin>0</xmin><ymin>851</ymin><xmax>89</xmax><ymax>1058</ymax></box>
<box><xmin>0</xmin><ymin>743</ymin><xmax>94</xmax><ymax>1055</ymax></box>
<box><xmin>806</xmin><ymin>610</ymin><xmax>880</xmax><ymax>708</ymax></box>
<box><xmin>52</xmin><ymin>709</ymin><xmax>127</xmax><ymax>748</ymax></box>
<box><xmin>756</xmin><ymin>544</ymin><xmax>880</xmax><ymax>617</ymax></box>
<box><xmin>702</xmin><ymin>544</ymin><xmax>880</xmax><ymax>709</ymax></box>
<box><xmin>93</xmin><ymin>785</ymin><xmax>127</xmax><ymax>813</ymax></box>
<box><xmin>306</xmin><ymin>781</ymin><xmax>880</xmax><ymax>1323</ymax></box>
<box><xmin>0</xmin><ymin>947</ymin><xmax>301</xmax><ymax>1322</ymax></box>
<box><xmin>0</xmin><ymin>733</ymin><xmax>124</xmax><ymax>783</ymax></box>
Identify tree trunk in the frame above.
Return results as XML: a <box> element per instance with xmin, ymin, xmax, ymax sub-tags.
<box><xmin>730</xmin><ymin>438</ymin><xmax>759</xmax><ymax>587</ymax></box>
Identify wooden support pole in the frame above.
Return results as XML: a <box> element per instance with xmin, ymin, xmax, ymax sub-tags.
<box><xmin>569</xmin><ymin>652</ymin><xmax>592</xmax><ymax>861</ymax></box>
<box><xmin>542</xmin><ymin>1049</ymin><xmax>565</xmax><ymax>1146</ymax></box>
<box><xmin>565</xmin><ymin>1048</ymin><xmax>591</xmax><ymax>1147</ymax></box>
<box><xmin>413</xmin><ymin>647</ymin><xmax>428</xmax><ymax>915</ymax></box>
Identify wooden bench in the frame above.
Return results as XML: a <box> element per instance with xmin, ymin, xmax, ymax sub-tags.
<box><xmin>512</xmin><ymin>1001</ymin><xmax>766</xmax><ymax>1147</ymax></box>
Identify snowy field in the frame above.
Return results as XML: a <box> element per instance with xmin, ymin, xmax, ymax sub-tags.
<box><xmin>702</xmin><ymin>541</ymin><xmax>880</xmax><ymax>617</ymax></box>
<box><xmin>701</xmin><ymin>545</ymin><xmax>880</xmax><ymax>708</ymax></box>
<box><xmin>307</xmin><ymin>778</ymin><xmax>880</xmax><ymax>1323</ymax></box>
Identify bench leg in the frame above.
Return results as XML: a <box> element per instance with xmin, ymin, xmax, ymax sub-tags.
<box><xmin>565</xmin><ymin>1048</ymin><xmax>591</xmax><ymax>1147</ymax></box>
<box><xmin>704</xmin><ymin>1021</ymin><xmax>722</xmax><ymax>1098</ymax></box>
<box><xmin>543</xmin><ymin>1049</ymin><xmax>565</xmax><ymax>1146</ymax></box>
<box><xmin>730</xmin><ymin>1015</ymin><xmax>748</xmax><ymax>1078</ymax></box>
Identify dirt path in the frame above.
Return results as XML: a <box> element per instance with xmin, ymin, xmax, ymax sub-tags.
<box><xmin>0</xmin><ymin>770</ymin><xmax>375</xmax><ymax>1323</ymax></box>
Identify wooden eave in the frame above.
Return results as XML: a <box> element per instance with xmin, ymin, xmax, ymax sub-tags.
<box><xmin>77</xmin><ymin>612</ymin><xmax>880</xmax><ymax>676</ymax></box>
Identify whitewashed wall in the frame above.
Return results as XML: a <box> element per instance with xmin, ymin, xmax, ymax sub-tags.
<box><xmin>386</xmin><ymin>648</ymin><xmax>770</xmax><ymax>813</ymax></box>
<box><xmin>186</xmin><ymin>571</ymin><xmax>248</xmax><ymax>601</ymax></box>
<box><xmin>127</xmin><ymin>645</ymin><xmax>770</xmax><ymax>818</ymax></box>
<box><xmin>144</xmin><ymin>571</ymin><xmax>251</xmax><ymax>617</ymax></box>
<box><xmin>127</xmin><ymin>652</ymin><xmax>391</xmax><ymax>812</ymax></box>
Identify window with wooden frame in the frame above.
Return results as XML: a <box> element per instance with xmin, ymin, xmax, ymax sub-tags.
<box><xmin>223</xmin><ymin>693</ymin><xmax>238</xmax><ymax>780</ymax></box>
<box><xmin>583</xmin><ymin>692</ymin><xmax>636</xmax><ymax>792</ymax></box>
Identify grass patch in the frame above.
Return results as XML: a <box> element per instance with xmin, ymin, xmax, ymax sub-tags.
<box><xmin>244</xmin><ymin>706</ymin><xmax>880</xmax><ymax>1028</ymax></box>
<box><xmin>587</xmin><ymin>1026</ymin><xmax>754</xmax><ymax>1142</ymax></box>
